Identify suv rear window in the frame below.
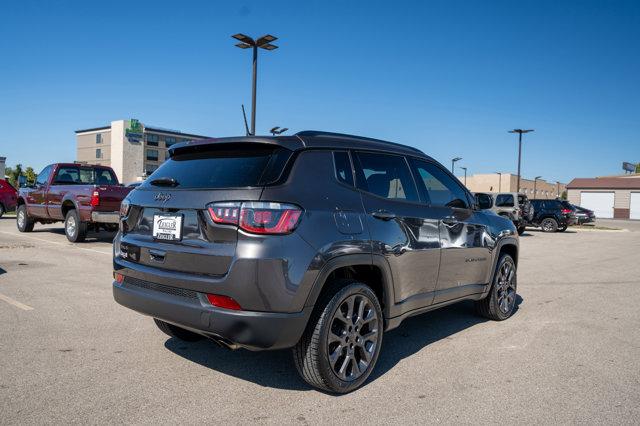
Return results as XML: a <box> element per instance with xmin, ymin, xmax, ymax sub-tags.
<box><xmin>144</xmin><ymin>144</ymin><xmax>291</xmax><ymax>189</ymax></box>
<box><xmin>495</xmin><ymin>194</ymin><xmax>514</xmax><ymax>207</ymax></box>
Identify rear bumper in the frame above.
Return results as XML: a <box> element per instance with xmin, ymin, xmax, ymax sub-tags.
<box><xmin>91</xmin><ymin>211</ymin><xmax>120</xmax><ymax>223</ymax></box>
<box><xmin>113</xmin><ymin>279</ymin><xmax>312</xmax><ymax>351</ymax></box>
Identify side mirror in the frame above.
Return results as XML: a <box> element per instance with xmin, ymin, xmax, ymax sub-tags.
<box><xmin>18</xmin><ymin>175</ymin><xmax>27</xmax><ymax>188</ymax></box>
<box><xmin>475</xmin><ymin>193</ymin><xmax>493</xmax><ymax>210</ymax></box>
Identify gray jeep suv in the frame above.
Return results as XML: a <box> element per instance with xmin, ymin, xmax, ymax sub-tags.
<box><xmin>113</xmin><ymin>131</ymin><xmax>519</xmax><ymax>393</ymax></box>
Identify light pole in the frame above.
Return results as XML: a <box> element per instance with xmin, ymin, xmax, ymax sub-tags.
<box><xmin>509</xmin><ymin>129</ymin><xmax>534</xmax><ymax>192</ymax></box>
<box><xmin>451</xmin><ymin>157</ymin><xmax>462</xmax><ymax>174</ymax></box>
<box><xmin>461</xmin><ymin>167</ymin><xmax>467</xmax><ymax>186</ymax></box>
<box><xmin>232</xmin><ymin>33</ymin><xmax>279</xmax><ymax>136</ymax></box>
<box><xmin>495</xmin><ymin>172</ymin><xmax>502</xmax><ymax>192</ymax></box>
<box><xmin>533</xmin><ymin>176</ymin><xmax>542</xmax><ymax>198</ymax></box>
<box><xmin>556</xmin><ymin>181</ymin><xmax>560</xmax><ymax>198</ymax></box>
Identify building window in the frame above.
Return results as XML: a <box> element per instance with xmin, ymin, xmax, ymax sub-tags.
<box><xmin>145</xmin><ymin>164</ymin><xmax>158</xmax><ymax>176</ymax></box>
<box><xmin>146</xmin><ymin>149</ymin><xmax>159</xmax><ymax>161</ymax></box>
<box><xmin>96</xmin><ymin>133</ymin><xmax>102</xmax><ymax>144</ymax></box>
<box><xmin>165</xmin><ymin>136</ymin><xmax>177</xmax><ymax>147</ymax></box>
<box><xmin>96</xmin><ymin>148</ymin><xmax>102</xmax><ymax>159</ymax></box>
<box><xmin>146</xmin><ymin>133</ymin><xmax>159</xmax><ymax>146</ymax></box>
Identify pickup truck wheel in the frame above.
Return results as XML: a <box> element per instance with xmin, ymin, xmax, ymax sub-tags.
<box><xmin>517</xmin><ymin>225</ymin><xmax>526</xmax><ymax>235</ymax></box>
<box><xmin>16</xmin><ymin>205</ymin><xmax>35</xmax><ymax>232</ymax></box>
<box><xmin>558</xmin><ymin>225</ymin><xmax>567</xmax><ymax>232</ymax></box>
<box><xmin>153</xmin><ymin>319</ymin><xmax>203</xmax><ymax>342</ymax></box>
<box><xmin>0</xmin><ymin>203</ymin><xmax>4</xmax><ymax>218</ymax></box>
<box><xmin>476</xmin><ymin>254</ymin><xmax>517</xmax><ymax>321</ymax></box>
<box><xmin>65</xmin><ymin>210</ymin><xmax>87</xmax><ymax>242</ymax></box>
<box><xmin>541</xmin><ymin>218</ymin><xmax>558</xmax><ymax>232</ymax></box>
<box><xmin>293</xmin><ymin>280</ymin><xmax>383</xmax><ymax>394</ymax></box>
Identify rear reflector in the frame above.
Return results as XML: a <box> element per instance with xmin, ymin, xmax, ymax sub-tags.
<box><xmin>206</xmin><ymin>294</ymin><xmax>242</xmax><ymax>311</ymax></box>
<box><xmin>207</xmin><ymin>201</ymin><xmax>302</xmax><ymax>235</ymax></box>
<box><xmin>114</xmin><ymin>273</ymin><xmax>124</xmax><ymax>284</ymax></box>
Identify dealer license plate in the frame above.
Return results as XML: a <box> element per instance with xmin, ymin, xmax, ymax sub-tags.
<box><xmin>152</xmin><ymin>214</ymin><xmax>182</xmax><ymax>241</ymax></box>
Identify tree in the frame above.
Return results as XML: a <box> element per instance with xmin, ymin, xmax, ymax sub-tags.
<box><xmin>8</xmin><ymin>164</ymin><xmax>23</xmax><ymax>187</ymax></box>
<box><xmin>636</xmin><ymin>163</ymin><xmax>640</xmax><ymax>174</ymax></box>
<box><xmin>24</xmin><ymin>167</ymin><xmax>36</xmax><ymax>185</ymax></box>
<box><xmin>560</xmin><ymin>190</ymin><xmax>567</xmax><ymax>200</ymax></box>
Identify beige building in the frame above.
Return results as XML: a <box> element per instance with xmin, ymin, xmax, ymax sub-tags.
<box><xmin>76</xmin><ymin>119</ymin><xmax>210</xmax><ymax>184</ymax></box>
<box><xmin>461</xmin><ymin>173</ymin><xmax>567</xmax><ymax>199</ymax></box>
<box><xmin>567</xmin><ymin>174</ymin><xmax>640</xmax><ymax>219</ymax></box>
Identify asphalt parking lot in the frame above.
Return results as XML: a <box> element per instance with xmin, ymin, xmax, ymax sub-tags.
<box><xmin>1</xmin><ymin>217</ymin><xmax>639</xmax><ymax>424</ymax></box>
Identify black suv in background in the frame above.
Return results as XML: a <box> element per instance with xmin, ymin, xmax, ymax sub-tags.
<box><xmin>528</xmin><ymin>199</ymin><xmax>576</xmax><ymax>232</ymax></box>
<box><xmin>113</xmin><ymin>131</ymin><xmax>519</xmax><ymax>393</ymax></box>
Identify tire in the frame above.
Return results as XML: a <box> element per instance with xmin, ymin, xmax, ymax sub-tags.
<box><xmin>293</xmin><ymin>280</ymin><xmax>383</xmax><ymax>394</ymax></box>
<box><xmin>476</xmin><ymin>254</ymin><xmax>518</xmax><ymax>321</ymax></box>
<box><xmin>65</xmin><ymin>209</ymin><xmax>87</xmax><ymax>242</ymax></box>
<box><xmin>541</xmin><ymin>218</ymin><xmax>558</xmax><ymax>233</ymax></box>
<box><xmin>517</xmin><ymin>225</ymin><xmax>526</xmax><ymax>235</ymax></box>
<box><xmin>154</xmin><ymin>318</ymin><xmax>203</xmax><ymax>341</ymax></box>
<box><xmin>16</xmin><ymin>205</ymin><xmax>35</xmax><ymax>232</ymax></box>
<box><xmin>558</xmin><ymin>225</ymin><xmax>567</xmax><ymax>232</ymax></box>
<box><xmin>0</xmin><ymin>203</ymin><xmax>4</xmax><ymax>218</ymax></box>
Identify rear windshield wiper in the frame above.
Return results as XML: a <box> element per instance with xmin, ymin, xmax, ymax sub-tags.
<box><xmin>149</xmin><ymin>177</ymin><xmax>179</xmax><ymax>187</ymax></box>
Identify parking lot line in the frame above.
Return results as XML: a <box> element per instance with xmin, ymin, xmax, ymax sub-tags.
<box><xmin>0</xmin><ymin>292</ymin><xmax>34</xmax><ymax>311</ymax></box>
<box><xmin>0</xmin><ymin>230</ymin><xmax>111</xmax><ymax>256</ymax></box>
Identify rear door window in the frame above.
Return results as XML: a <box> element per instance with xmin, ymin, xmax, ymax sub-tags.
<box><xmin>143</xmin><ymin>144</ymin><xmax>292</xmax><ymax>189</ymax></box>
<box><xmin>333</xmin><ymin>151</ymin><xmax>354</xmax><ymax>186</ymax></box>
<box><xmin>495</xmin><ymin>194</ymin><xmax>515</xmax><ymax>207</ymax></box>
<box><xmin>353</xmin><ymin>152</ymin><xmax>418</xmax><ymax>202</ymax></box>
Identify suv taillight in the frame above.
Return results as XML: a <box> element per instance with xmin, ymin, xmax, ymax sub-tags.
<box><xmin>561</xmin><ymin>208</ymin><xmax>572</xmax><ymax>214</ymax></box>
<box><xmin>90</xmin><ymin>190</ymin><xmax>100</xmax><ymax>207</ymax></box>
<box><xmin>207</xmin><ymin>201</ymin><xmax>302</xmax><ymax>235</ymax></box>
<box><xmin>119</xmin><ymin>199</ymin><xmax>130</xmax><ymax>217</ymax></box>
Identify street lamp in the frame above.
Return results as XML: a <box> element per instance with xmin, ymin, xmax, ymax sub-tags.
<box><xmin>451</xmin><ymin>157</ymin><xmax>462</xmax><ymax>173</ymax></box>
<box><xmin>460</xmin><ymin>167</ymin><xmax>467</xmax><ymax>186</ymax></box>
<box><xmin>269</xmin><ymin>126</ymin><xmax>288</xmax><ymax>136</ymax></box>
<box><xmin>509</xmin><ymin>129</ymin><xmax>534</xmax><ymax>192</ymax></box>
<box><xmin>232</xmin><ymin>33</ymin><xmax>279</xmax><ymax>136</ymax></box>
<box><xmin>495</xmin><ymin>172</ymin><xmax>502</xmax><ymax>192</ymax></box>
<box><xmin>533</xmin><ymin>176</ymin><xmax>542</xmax><ymax>198</ymax></box>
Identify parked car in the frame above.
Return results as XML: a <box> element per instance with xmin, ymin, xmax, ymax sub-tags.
<box><xmin>16</xmin><ymin>163</ymin><xmax>132</xmax><ymax>242</ymax></box>
<box><xmin>528</xmin><ymin>199</ymin><xmax>576</xmax><ymax>232</ymax></box>
<box><xmin>113</xmin><ymin>131</ymin><xmax>520</xmax><ymax>393</ymax></box>
<box><xmin>572</xmin><ymin>204</ymin><xmax>595</xmax><ymax>225</ymax></box>
<box><xmin>0</xmin><ymin>178</ymin><xmax>18</xmax><ymax>217</ymax></box>
<box><xmin>474</xmin><ymin>192</ymin><xmax>533</xmax><ymax>235</ymax></box>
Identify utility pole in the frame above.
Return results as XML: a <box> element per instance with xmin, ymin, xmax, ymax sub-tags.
<box><xmin>509</xmin><ymin>129</ymin><xmax>534</xmax><ymax>192</ymax></box>
<box><xmin>461</xmin><ymin>167</ymin><xmax>467</xmax><ymax>186</ymax></box>
<box><xmin>495</xmin><ymin>172</ymin><xmax>502</xmax><ymax>192</ymax></box>
<box><xmin>534</xmin><ymin>176</ymin><xmax>542</xmax><ymax>198</ymax></box>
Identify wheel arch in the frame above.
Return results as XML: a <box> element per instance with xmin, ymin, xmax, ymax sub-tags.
<box><xmin>304</xmin><ymin>254</ymin><xmax>395</xmax><ymax>321</ymax></box>
<box><xmin>61</xmin><ymin>198</ymin><xmax>78</xmax><ymax>218</ymax></box>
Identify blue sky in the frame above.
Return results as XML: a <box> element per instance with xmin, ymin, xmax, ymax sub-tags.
<box><xmin>1</xmin><ymin>0</ymin><xmax>638</xmax><ymax>183</ymax></box>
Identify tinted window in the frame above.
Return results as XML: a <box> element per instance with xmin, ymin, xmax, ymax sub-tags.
<box><xmin>146</xmin><ymin>134</ymin><xmax>159</xmax><ymax>146</ymax></box>
<box><xmin>410</xmin><ymin>159</ymin><xmax>469</xmax><ymax>208</ymax></box>
<box><xmin>53</xmin><ymin>166</ymin><xmax>117</xmax><ymax>185</ymax></box>
<box><xmin>143</xmin><ymin>144</ymin><xmax>291</xmax><ymax>189</ymax></box>
<box><xmin>495</xmin><ymin>194</ymin><xmax>514</xmax><ymax>207</ymax></box>
<box><xmin>36</xmin><ymin>166</ymin><xmax>51</xmax><ymax>186</ymax></box>
<box><xmin>333</xmin><ymin>151</ymin><xmax>354</xmax><ymax>186</ymax></box>
<box><xmin>354</xmin><ymin>152</ymin><xmax>418</xmax><ymax>202</ymax></box>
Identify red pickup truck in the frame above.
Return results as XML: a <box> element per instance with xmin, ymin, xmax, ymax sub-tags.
<box><xmin>16</xmin><ymin>163</ymin><xmax>132</xmax><ymax>242</ymax></box>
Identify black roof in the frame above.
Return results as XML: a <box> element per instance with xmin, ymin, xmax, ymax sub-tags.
<box><xmin>168</xmin><ymin>130</ymin><xmax>428</xmax><ymax>158</ymax></box>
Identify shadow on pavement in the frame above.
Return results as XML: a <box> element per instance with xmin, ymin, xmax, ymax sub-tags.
<box><xmin>30</xmin><ymin>227</ymin><xmax>117</xmax><ymax>243</ymax></box>
<box><xmin>164</xmin><ymin>296</ymin><xmax>523</xmax><ymax>393</ymax></box>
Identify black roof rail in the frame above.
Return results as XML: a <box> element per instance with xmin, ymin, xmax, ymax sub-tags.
<box><xmin>295</xmin><ymin>130</ymin><xmax>423</xmax><ymax>154</ymax></box>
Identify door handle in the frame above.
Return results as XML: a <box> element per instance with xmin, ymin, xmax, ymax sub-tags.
<box><xmin>372</xmin><ymin>210</ymin><xmax>396</xmax><ymax>221</ymax></box>
<box><xmin>442</xmin><ymin>216</ymin><xmax>459</xmax><ymax>226</ymax></box>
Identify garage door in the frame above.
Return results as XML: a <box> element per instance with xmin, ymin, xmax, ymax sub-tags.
<box><xmin>581</xmin><ymin>192</ymin><xmax>614</xmax><ymax>219</ymax></box>
<box><xmin>630</xmin><ymin>192</ymin><xmax>640</xmax><ymax>220</ymax></box>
